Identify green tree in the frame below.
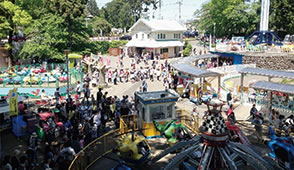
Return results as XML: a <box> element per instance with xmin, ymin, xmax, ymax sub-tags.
<box><xmin>87</xmin><ymin>0</ymin><xmax>99</xmax><ymax>16</ymax></box>
<box><xmin>0</xmin><ymin>0</ymin><xmax>32</xmax><ymax>63</ymax></box>
<box><xmin>16</xmin><ymin>0</ymin><xmax>43</xmax><ymax>19</ymax></box>
<box><xmin>46</xmin><ymin>0</ymin><xmax>88</xmax><ymax>49</ymax></box>
<box><xmin>89</xmin><ymin>16</ymin><xmax>112</xmax><ymax>36</ymax></box>
<box><xmin>196</xmin><ymin>0</ymin><xmax>259</xmax><ymax>38</ymax></box>
<box><xmin>102</xmin><ymin>0</ymin><xmax>157</xmax><ymax>29</ymax></box>
<box><xmin>270</xmin><ymin>0</ymin><xmax>294</xmax><ymax>35</ymax></box>
<box><xmin>20</xmin><ymin>13</ymin><xmax>67</xmax><ymax>61</ymax></box>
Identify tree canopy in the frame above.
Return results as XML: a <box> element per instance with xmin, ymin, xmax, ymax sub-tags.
<box><xmin>100</xmin><ymin>0</ymin><xmax>157</xmax><ymax>29</ymax></box>
<box><xmin>195</xmin><ymin>0</ymin><xmax>294</xmax><ymax>38</ymax></box>
<box><xmin>195</xmin><ymin>0</ymin><xmax>259</xmax><ymax>38</ymax></box>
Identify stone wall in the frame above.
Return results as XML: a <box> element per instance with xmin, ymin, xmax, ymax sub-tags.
<box><xmin>242</xmin><ymin>53</ymin><xmax>294</xmax><ymax>70</ymax></box>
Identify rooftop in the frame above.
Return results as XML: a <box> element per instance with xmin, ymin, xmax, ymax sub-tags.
<box><xmin>172</xmin><ymin>63</ymin><xmax>221</xmax><ymax>78</ymax></box>
<box><xmin>135</xmin><ymin>90</ymin><xmax>179</xmax><ymax>103</ymax></box>
<box><xmin>129</xmin><ymin>19</ymin><xmax>186</xmax><ymax>32</ymax></box>
<box><xmin>251</xmin><ymin>81</ymin><xmax>294</xmax><ymax>94</ymax></box>
<box><xmin>239</xmin><ymin>67</ymin><xmax>294</xmax><ymax>79</ymax></box>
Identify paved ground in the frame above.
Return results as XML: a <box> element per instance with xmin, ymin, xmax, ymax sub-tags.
<box><xmin>1</xmin><ymin>44</ymin><xmax>281</xmax><ymax>169</ymax></box>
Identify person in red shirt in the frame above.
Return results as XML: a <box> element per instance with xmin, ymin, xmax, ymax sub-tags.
<box><xmin>226</xmin><ymin>104</ymin><xmax>233</xmax><ymax>116</ymax></box>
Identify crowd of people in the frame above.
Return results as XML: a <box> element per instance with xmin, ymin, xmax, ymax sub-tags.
<box><xmin>2</xmin><ymin>55</ymin><xmax>183</xmax><ymax>170</ymax></box>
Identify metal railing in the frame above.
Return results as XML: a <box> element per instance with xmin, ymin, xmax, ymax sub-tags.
<box><xmin>119</xmin><ymin>115</ymin><xmax>139</xmax><ymax>134</ymax></box>
<box><xmin>0</xmin><ymin>65</ymin><xmax>83</xmax><ymax>89</ymax></box>
<box><xmin>69</xmin><ymin>115</ymin><xmax>139</xmax><ymax>170</ymax></box>
<box><xmin>68</xmin><ymin>129</ymin><xmax>120</xmax><ymax>170</ymax></box>
<box><xmin>176</xmin><ymin>109</ymin><xmax>200</xmax><ymax>134</ymax></box>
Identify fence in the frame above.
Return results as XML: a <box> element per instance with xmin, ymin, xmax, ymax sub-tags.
<box><xmin>0</xmin><ymin>63</ymin><xmax>83</xmax><ymax>89</ymax></box>
<box><xmin>208</xmin><ymin>64</ymin><xmax>256</xmax><ymax>74</ymax></box>
<box><xmin>119</xmin><ymin>115</ymin><xmax>139</xmax><ymax>134</ymax></box>
<box><xmin>68</xmin><ymin>129</ymin><xmax>120</xmax><ymax>170</ymax></box>
<box><xmin>69</xmin><ymin>115</ymin><xmax>139</xmax><ymax>170</ymax></box>
<box><xmin>176</xmin><ymin>109</ymin><xmax>200</xmax><ymax>134</ymax></box>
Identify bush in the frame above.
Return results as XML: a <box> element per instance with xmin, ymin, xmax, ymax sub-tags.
<box><xmin>109</xmin><ymin>40</ymin><xmax>128</xmax><ymax>48</ymax></box>
<box><xmin>183</xmin><ymin>43</ymin><xmax>192</xmax><ymax>56</ymax></box>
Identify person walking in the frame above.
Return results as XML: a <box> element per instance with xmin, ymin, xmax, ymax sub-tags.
<box><xmin>55</xmin><ymin>88</ymin><xmax>61</xmax><ymax>104</ymax></box>
<box><xmin>27</xmin><ymin>132</ymin><xmax>39</xmax><ymax>167</ymax></box>
<box><xmin>226</xmin><ymin>91</ymin><xmax>232</xmax><ymax>105</ymax></box>
<box><xmin>93</xmin><ymin>110</ymin><xmax>101</xmax><ymax>137</ymax></box>
<box><xmin>250</xmin><ymin>104</ymin><xmax>258</xmax><ymax>119</ymax></box>
<box><xmin>252</xmin><ymin>113</ymin><xmax>263</xmax><ymax>143</ymax></box>
<box><xmin>96</xmin><ymin>88</ymin><xmax>103</xmax><ymax>105</ymax></box>
<box><xmin>142</xmin><ymin>80</ymin><xmax>147</xmax><ymax>92</ymax></box>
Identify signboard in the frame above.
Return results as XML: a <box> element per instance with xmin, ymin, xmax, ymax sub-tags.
<box><xmin>9</xmin><ymin>88</ymin><xmax>18</xmax><ymax>116</ymax></box>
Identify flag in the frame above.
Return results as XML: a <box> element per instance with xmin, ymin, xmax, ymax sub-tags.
<box><xmin>9</xmin><ymin>88</ymin><xmax>18</xmax><ymax>116</ymax></box>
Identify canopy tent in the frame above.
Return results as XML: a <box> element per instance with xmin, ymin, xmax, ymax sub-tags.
<box><xmin>125</xmin><ymin>40</ymin><xmax>184</xmax><ymax>48</ymax></box>
<box><xmin>68</xmin><ymin>53</ymin><xmax>82</xmax><ymax>59</ymax></box>
<box><xmin>251</xmin><ymin>81</ymin><xmax>294</xmax><ymax>95</ymax></box>
<box><xmin>174</xmin><ymin>54</ymin><xmax>220</xmax><ymax>66</ymax></box>
<box><xmin>239</xmin><ymin>67</ymin><xmax>294</xmax><ymax>79</ymax></box>
<box><xmin>172</xmin><ymin>63</ymin><xmax>221</xmax><ymax>78</ymax></box>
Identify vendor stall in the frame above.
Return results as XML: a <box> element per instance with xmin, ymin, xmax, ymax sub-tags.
<box><xmin>251</xmin><ymin>81</ymin><xmax>294</xmax><ymax>116</ymax></box>
<box><xmin>135</xmin><ymin>89</ymin><xmax>179</xmax><ymax>138</ymax></box>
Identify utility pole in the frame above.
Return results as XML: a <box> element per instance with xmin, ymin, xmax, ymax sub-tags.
<box><xmin>159</xmin><ymin>0</ymin><xmax>162</xmax><ymax>19</ymax></box>
<box><xmin>176</xmin><ymin>0</ymin><xmax>183</xmax><ymax>22</ymax></box>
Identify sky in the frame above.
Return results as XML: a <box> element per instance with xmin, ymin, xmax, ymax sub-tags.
<box><xmin>96</xmin><ymin>0</ymin><xmax>209</xmax><ymax>21</ymax></box>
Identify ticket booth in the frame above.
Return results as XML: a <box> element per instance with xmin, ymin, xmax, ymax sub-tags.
<box><xmin>135</xmin><ymin>89</ymin><xmax>179</xmax><ymax>138</ymax></box>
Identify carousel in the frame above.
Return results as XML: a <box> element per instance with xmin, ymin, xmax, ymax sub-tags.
<box><xmin>151</xmin><ymin>98</ymin><xmax>283</xmax><ymax>170</ymax></box>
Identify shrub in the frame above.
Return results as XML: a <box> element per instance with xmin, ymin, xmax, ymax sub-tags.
<box><xmin>183</xmin><ymin>43</ymin><xmax>192</xmax><ymax>56</ymax></box>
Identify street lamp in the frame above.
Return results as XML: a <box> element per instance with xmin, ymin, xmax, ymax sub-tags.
<box><xmin>214</xmin><ymin>22</ymin><xmax>216</xmax><ymax>50</ymax></box>
<box><xmin>64</xmin><ymin>49</ymin><xmax>70</xmax><ymax>101</ymax></box>
<box><xmin>85</xmin><ymin>14</ymin><xmax>93</xmax><ymax>28</ymax></box>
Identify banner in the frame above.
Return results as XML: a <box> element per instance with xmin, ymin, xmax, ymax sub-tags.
<box><xmin>9</xmin><ymin>88</ymin><xmax>18</xmax><ymax>116</ymax></box>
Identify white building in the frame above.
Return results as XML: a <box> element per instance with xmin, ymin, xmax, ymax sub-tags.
<box><xmin>126</xmin><ymin>19</ymin><xmax>186</xmax><ymax>58</ymax></box>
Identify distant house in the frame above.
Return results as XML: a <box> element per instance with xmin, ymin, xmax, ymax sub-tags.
<box><xmin>126</xmin><ymin>19</ymin><xmax>186</xmax><ymax>58</ymax></box>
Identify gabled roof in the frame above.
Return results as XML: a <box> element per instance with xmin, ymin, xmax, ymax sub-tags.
<box><xmin>129</xmin><ymin>19</ymin><xmax>186</xmax><ymax>32</ymax></box>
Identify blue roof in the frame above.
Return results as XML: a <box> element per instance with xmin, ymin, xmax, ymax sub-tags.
<box><xmin>252</xmin><ymin>81</ymin><xmax>294</xmax><ymax>94</ymax></box>
<box><xmin>239</xmin><ymin>67</ymin><xmax>294</xmax><ymax>79</ymax></box>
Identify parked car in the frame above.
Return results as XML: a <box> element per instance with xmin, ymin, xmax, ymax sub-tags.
<box><xmin>119</xmin><ymin>35</ymin><xmax>132</xmax><ymax>40</ymax></box>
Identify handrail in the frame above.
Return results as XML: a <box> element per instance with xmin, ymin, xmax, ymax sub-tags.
<box><xmin>69</xmin><ymin>115</ymin><xmax>139</xmax><ymax>170</ymax></box>
<box><xmin>177</xmin><ymin>109</ymin><xmax>200</xmax><ymax>134</ymax></box>
<box><xmin>68</xmin><ymin>128</ymin><xmax>120</xmax><ymax>170</ymax></box>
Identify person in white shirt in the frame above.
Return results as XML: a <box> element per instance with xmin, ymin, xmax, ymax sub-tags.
<box><xmin>41</xmin><ymin>89</ymin><xmax>47</xmax><ymax>99</ymax></box>
<box><xmin>93</xmin><ymin>110</ymin><xmax>101</xmax><ymax>136</ymax></box>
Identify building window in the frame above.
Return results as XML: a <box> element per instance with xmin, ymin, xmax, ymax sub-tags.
<box><xmin>142</xmin><ymin>34</ymin><xmax>144</xmax><ymax>39</ymax></box>
<box><xmin>174</xmin><ymin>33</ymin><xmax>181</xmax><ymax>39</ymax></box>
<box><xmin>158</xmin><ymin>33</ymin><xmax>166</xmax><ymax>40</ymax></box>
<box><xmin>151</xmin><ymin>105</ymin><xmax>165</xmax><ymax>120</ymax></box>
<box><xmin>148</xmin><ymin>34</ymin><xmax>150</xmax><ymax>39</ymax></box>
<box><xmin>174</xmin><ymin>34</ymin><xmax>179</xmax><ymax>39</ymax></box>
<box><xmin>136</xmin><ymin>34</ymin><xmax>138</xmax><ymax>39</ymax></box>
<box><xmin>160</xmin><ymin>48</ymin><xmax>168</xmax><ymax>54</ymax></box>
